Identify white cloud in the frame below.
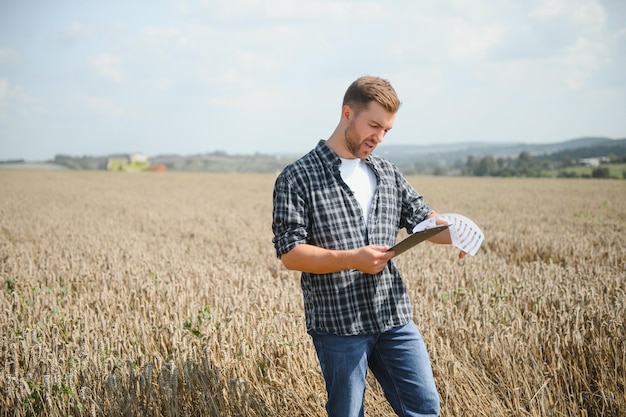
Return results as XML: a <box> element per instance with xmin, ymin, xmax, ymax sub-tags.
<box><xmin>0</xmin><ymin>78</ymin><xmax>37</xmax><ymax>122</ymax></box>
<box><xmin>77</xmin><ymin>95</ymin><xmax>124</xmax><ymax>118</ymax></box>
<box><xmin>185</xmin><ymin>0</ymin><xmax>360</xmax><ymax>22</ymax></box>
<box><xmin>0</xmin><ymin>47</ymin><xmax>18</xmax><ymax>64</ymax></box>
<box><xmin>448</xmin><ymin>20</ymin><xmax>506</xmax><ymax>60</ymax></box>
<box><xmin>0</xmin><ymin>78</ymin><xmax>8</xmax><ymax>121</ymax></box>
<box><xmin>152</xmin><ymin>77</ymin><xmax>172</xmax><ymax>92</ymax></box>
<box><xmin>529</xmin><ymin>0</ymin><xmax>607</xmax><ymax>43</ymax></box>
<box><xmin>90</xmin><ymin>53</ymin><xmax>126</xmax><ymax>83</ymax></box>
<box><xmin>50</xmin><ymin>22</ymin><xmax>94</xmax><ymax>45</ymax></box>
<box><xmin>140</xmin><ymin>27</ymin><xmax>187</xmax><ymax>52</ymax></box>
<box><xmin>559</xmin><ymin>37</ymin><xmax>608</xmax><ymax>89</ymax></box>
<box><xmin>531</xmin><ymin>0</ymin><xmax>606</xmax><ymax>32</ymax></box>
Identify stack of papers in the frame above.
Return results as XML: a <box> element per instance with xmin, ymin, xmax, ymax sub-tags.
<box><xmin>389</xmin><ymin>213</ymin><xmax>484</xmax><ymax>257</ymax></box>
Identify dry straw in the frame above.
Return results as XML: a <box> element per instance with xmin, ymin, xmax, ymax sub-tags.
<box><xmin>1</xmin><ymin>171</ymin><xmax>624</xmax><ymax>416</ymax></box>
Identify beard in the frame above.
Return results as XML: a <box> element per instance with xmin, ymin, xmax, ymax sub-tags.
<box><xmin>344</xmin><ymin>120</ymin><xmax>371</xmax><ymax>159</ymax></box>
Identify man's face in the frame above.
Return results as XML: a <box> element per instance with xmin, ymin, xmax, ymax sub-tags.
<box><xmin>344</xmin><ymin>101</ymin><xmax>396</xmax><ymax>159</ymax></box>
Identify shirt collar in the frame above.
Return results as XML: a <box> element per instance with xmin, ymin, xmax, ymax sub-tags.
<box><xmin>315</xmin><ymin>140</ymin><xmax>378</xmax><ymax>174</ymax></box>
<box><xmin>315</xmin><ymin>140</ymin><xmax>341</xmax><ymax>171</ymax></box>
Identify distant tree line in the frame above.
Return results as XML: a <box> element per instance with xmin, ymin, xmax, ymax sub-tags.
<box><xmin>48</xmin><ymin>143</ymin><xmax>625</xmax><ymax>179</ymax></box>
<box><xmin>453</xmin><ymin>151</ymin><xmax>626</xmax><ymax>179</ymax></box>
<box><xmin>535</xmin><ymin>144</ymin><xmax>626</xmax><ymax>162</ymax></box>
<box><xmin>53</xmin><ymin>154</ymin><xmax>109</xmax><ymax>170</ymax></box>
<box><xmin>51</xmin><ymin>152</ymin><xmax>293</xmax><ymax>173</ymax></box>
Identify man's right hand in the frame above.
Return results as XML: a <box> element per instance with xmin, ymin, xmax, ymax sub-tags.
<box><xmin>350</xmin><ymin>245</ymin><xmax>394</xmax><ymax>275</ymax></box>
<box><xmin>280</xmin><ymin>244</ymin><xmax>394</xmax><ymax>275</ymax></box>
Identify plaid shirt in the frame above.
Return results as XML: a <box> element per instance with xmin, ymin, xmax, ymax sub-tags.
<box><xmin>272</xmin><ymin>140</ymin><xmax>433</xmax><ymax>335</ymax></box>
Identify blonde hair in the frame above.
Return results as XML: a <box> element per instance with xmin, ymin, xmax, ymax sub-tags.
<box><xmin>342</xmin><ymin>76</ymin><xmax>401</xmax><ymax>114</ymax></box>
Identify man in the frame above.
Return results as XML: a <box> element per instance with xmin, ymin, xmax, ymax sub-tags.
<box><xmin>272</xmin><ymin>76</ymin><xmax>468</xmax><ymax>417</ymax></box>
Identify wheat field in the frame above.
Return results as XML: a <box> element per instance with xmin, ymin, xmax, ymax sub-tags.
<box><xmin>1</xmin><ymin>171</ymin><xmax>624</xmax><ymax>417</ymax></box>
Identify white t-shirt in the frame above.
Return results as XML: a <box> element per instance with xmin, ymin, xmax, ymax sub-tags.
<box><xmin>339</xmin><ymin>158</ymin><xmax>377</xmax><ymax>225</ymax></box>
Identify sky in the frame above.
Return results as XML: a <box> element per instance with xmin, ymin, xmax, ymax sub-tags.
<box><xmin>1</xmin><ymin>0</ymin><xmax>625</xmax><ymax>161</ymax></box>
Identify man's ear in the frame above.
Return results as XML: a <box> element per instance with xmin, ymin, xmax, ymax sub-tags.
<box><xmin>341</xmin><ymin>105</ymin><xmax>353</xmax><ymax>123</ymax></box>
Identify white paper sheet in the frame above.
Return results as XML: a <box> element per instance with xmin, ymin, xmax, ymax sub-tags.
<box><xmin>413</xmin><ymin>213</ymin><xmax>484</xmax><ymax>256</ymax></box>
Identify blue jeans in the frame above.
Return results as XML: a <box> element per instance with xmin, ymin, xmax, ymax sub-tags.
<box><xmin>309</xmin><ymin>320</ymin><xmax>440</xmax><ymax>417</ymax></box>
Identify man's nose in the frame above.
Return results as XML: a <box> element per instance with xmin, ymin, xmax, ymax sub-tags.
<box><xmin>374</xmin><ymin>129</ymin><xmax>385</xmax><ymax>143</ymax></box>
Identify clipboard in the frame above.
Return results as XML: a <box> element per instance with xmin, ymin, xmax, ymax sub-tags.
<box><xmin>388</xmin><ymin>224</ymin><xmax>449</xmax><ymax>257</ymax></box>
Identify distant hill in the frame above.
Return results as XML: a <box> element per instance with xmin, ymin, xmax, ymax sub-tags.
<box><xmin>6</xmin><ymin>137</ymin><xmax>623</xmax><ymax>173</ymax></box>
<box><xmin>149</xmin><ymin>152</ymin><xmax>294</xmax><ymax>173</ymax></box>
<box><xmin>376</xmin><ymin>137</ymin><xmax>626</xmax><ymax>168</ymax></box>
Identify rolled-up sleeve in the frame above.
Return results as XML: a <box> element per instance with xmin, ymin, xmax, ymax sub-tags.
<box><xmin>398</xmin><ymin>172</ymin><xmax>433</xmax><ymax>231</ymax></box>
<box><xmin>272</xmin><ymin>171</ymin><xmax>308</xmax><ymax>258</ymax></box>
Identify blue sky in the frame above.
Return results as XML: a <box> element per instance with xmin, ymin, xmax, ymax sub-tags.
<box><xmin>1</xmin><ymin>0</ymin><xmax>625</xmax><ymax>161</ymax></box>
